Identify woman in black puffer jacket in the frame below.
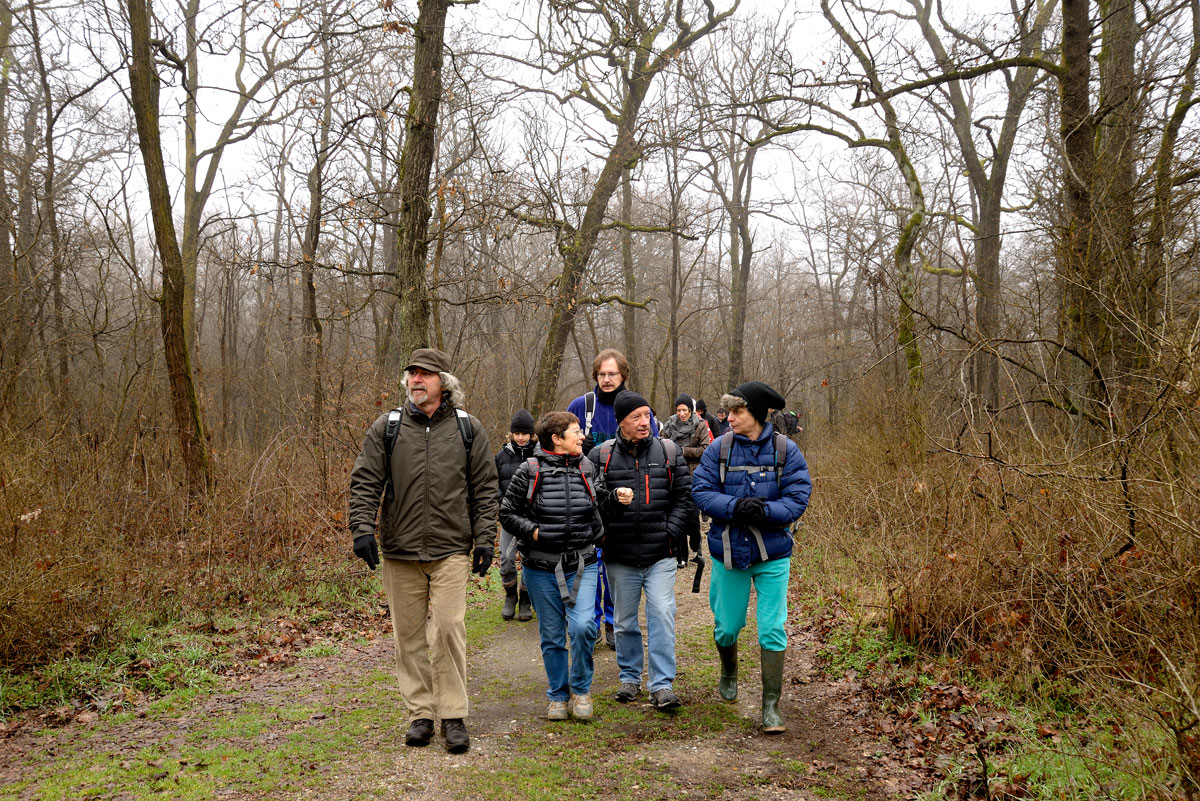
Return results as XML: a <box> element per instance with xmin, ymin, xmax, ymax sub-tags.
<box><xmin>501</xmin><ymin>411</ymin><xmax>630</xmax><ymax>722</ymax></box>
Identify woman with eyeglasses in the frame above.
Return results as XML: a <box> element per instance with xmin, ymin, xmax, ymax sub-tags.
<box><xmin>500</xmin><ymin>411</ymin><xmax>632</xmax><ymax>721</ymax></box>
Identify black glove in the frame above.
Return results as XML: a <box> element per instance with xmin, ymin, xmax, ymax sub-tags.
<box><xmin>472</xmin><ymin>544</ymin><xmax>494</xmax><ymax>577</ymax></box>
<box><xmin>733</xmin><ymin>496</ymin><xmax>768</xmax><ymax>524</ymax></box>
<box><xmin>689</xmin><ymin>529</ymin><xmax>702</xmax><ymax>554</ymax></box>
<box><xmin>353</xmin><ymin>532</ymin><xmax>379</xmax><ymax>570</ymax></box>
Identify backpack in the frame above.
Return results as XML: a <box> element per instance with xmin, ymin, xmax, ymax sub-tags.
<box><xmin>783</xmin><ymin>411</ymin><xmax>800</xmax><ymax>435</ymax></box>
<box><xmin>383</xmin><ymin>406</ymin><xmax>475</xmax><ymax>505</ymax></box>
<box><xmin>524</xmin><ymin>456</ymin><xmax>598</xmax><ymax>505</ymax></box>
<box><xmin>715</xmin><ymin>429</ymin><xmax>791</xmax><ymax>570</ymax></box>
<box><xmin>717</xmin><ymin>430</ymin><xmax>789</xmax><ymax>484</ymax></box>
<box><xmin>594</xmin><ymin>437</ymin><xmax>679</xmax><ymax>484</ymax></box>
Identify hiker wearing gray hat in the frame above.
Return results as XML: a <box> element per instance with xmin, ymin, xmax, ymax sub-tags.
<box><xmin>348</xmin><ymin>348</ymin><xmax>499</xmax><ymax>754</ymax></box>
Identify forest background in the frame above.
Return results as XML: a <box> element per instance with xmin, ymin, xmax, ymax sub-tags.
<box><xmin>1</xmin><ymin>0</ymin><xmax>1198</xmax><ymax>797</ymax></box>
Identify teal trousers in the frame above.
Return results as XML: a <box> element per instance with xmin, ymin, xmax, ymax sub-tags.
<box><xmin>709</xmin><ymin>557</ymin><xmax>790</xmax><ymax>651</ymax></box>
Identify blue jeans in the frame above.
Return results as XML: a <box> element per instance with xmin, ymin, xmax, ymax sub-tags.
<box><xmin>709</xmin><ymin>557</ymin><xmax>790</xmax><ymax>651</ymax></box>
<box><xmin>594</xmin><ymin>549</ymin><xmax>614</xmax><ymax>627</ymax></box>
<box><xmin>606</xmin><ymin>558</ymin><xmax>678</xmax><ymax>692</ymax></box>
<box><xmin>524</xmin><ymin>562</ymin><xmax>599</xmax><ymax>700</ymax></box>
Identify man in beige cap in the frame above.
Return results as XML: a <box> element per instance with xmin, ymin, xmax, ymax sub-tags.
<box><xmin>348</xmin><ymin>348</ymin><xmax>498</xmax><ymax>753</ymax></box>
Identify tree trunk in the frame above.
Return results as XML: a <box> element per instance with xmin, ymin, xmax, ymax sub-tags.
<box><xmin>390</xmin><ymin>0</ymin><xmax>451</xmax><ymax>365</ymax></box>
<box><xmin>620</xmin><ymin>166</ymin><xmax>637</xmax><ymax>386</ymax></box>
<box><xmin>128</xmin><ymin>0</ymin><xmax>213</xmax><ymax>494</ymax></box>
<box><xmin>1058</xmin><ymin>0</ymin><xmax>1101</xmax><ymax>415</ymax></box>
<box><xmin>30</xmin><ymin>4</ymin><xmax>68</xmax><ymax>397</ymax></box>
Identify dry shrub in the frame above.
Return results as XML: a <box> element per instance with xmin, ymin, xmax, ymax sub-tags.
<box><xmin>803</xmin><ymin>394</ymin><xmax>1200</xmax><ymax>795</ymax></box>
<box><xmin>0</xmin><ymin>417</ymin><xmax>363</xmax><ymax>671</ymax></box>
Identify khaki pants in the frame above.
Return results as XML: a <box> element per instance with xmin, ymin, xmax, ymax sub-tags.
<box><xmin>380</xmin><ymin>554</ymin><xmax>470</xmax><ymax>720</ymax></box>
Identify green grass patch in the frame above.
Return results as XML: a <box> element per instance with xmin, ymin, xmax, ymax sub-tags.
<box><xmin>1</xmin><ymin>666</ymin><xmax>408</xmax><ymax>801</ymax></box>
<box><xmin>818</xmin><ymin>621</ymin><xmax>916</xmax><ymax>678</ymax></box>
<box><xmin>0</xmin><ymin>573</ymin><xmax>380</xmax><ymax>720</ymax></box>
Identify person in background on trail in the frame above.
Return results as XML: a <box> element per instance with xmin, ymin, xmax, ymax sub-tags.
<box><xmin>500</xmin><ymin>411</ymin><xmax>632</xmax><ymax>721</ymax></box>
<box><xmin>661</xmin><ymin>393</ymin><xmax>712</xmax><ymax>532</ymax></box>
<box><xmin>495</xmin><ymin>409</ymin><xmax>538</xmax><ymax>622</ymax></box>
<box><xmin>348</xmin><ymin>348</ymin><xmax>499</xmax><ymax>754</ymax></box>
<box><xmin>566</xmin><ymin>348</ymin><xmax>659</xmax><ymax>651</ymax></box>
<box><xmin>769</xmin><ymin>408</ymin><xmax>792</xmax><ymax>441</ymax></box>
<box><xmin>691</xmin><ymin>381</ymin><xmax>811</xmax><ymax>734</ymax></box>
<box><xmin>695</xmin><ymin>398</ymin><xmax>720</xmax><ymax>441</ymax></box>
<box><xmin>590</xmin><ymin>391</ymin><xmax>695</xmax><ymax>710</ymax></box>
<box><xmin>714</xmin><ymin>406</ymin><xmax>731</xmax><ymax>436</ymax></box>
<box><xmin>660</xmin><ymin>393</ymin><xmax>714</xmax><ymax>470</ymax></box>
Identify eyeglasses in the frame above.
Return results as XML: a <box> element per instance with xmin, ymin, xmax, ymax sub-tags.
<box><xmin>596</xmin><ymin>372</ymin><xmax>622</xmax><ymax>379</ymax></box>
<box><xmin>565</xmin><ymin>426</ymin><xmax>582</xmax><ymax>435</ymax></box>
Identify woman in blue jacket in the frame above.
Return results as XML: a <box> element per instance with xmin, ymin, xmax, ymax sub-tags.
<box><xmin>691</xmin><ymin>381</ymin><xmax>811</xmax><ymax>733</ymax></box>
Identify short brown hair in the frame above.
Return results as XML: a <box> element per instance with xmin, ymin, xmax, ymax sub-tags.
<box><xmin>592</xmin><ymin>348</ymin><xmax>630</xmax><ymax>383</ymax></box>
<box><xmin>535</xmin><ymin>411</ymin><xmax>580</xmax><ymax>451</ymax></box>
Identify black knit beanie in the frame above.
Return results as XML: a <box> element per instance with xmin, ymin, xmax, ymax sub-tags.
<box><xmin>729</xmin><ymin>381</ymin><xmax>786</xmax><ymax>424</ymax></box>
<box><xmin>695</xmin><ymin>398</ymin><xmax>708</xmax><ymax>413</ymax></box>
<box><xmin>674</xmin><ymin>393</ymin><xmax>693</xmax><ymax>410</ymax></box>
<box><xmin>510</xmin><ymin>409</ymin><xmax>535</xmax><ymax>434</ymax></box>
<box><xmin>614</xmin><ymin>390</ymin><xmax>650</xmax><ymax>423</ymax></box>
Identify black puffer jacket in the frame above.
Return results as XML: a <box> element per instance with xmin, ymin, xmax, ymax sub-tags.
<box><xmin>495</xmin><ymin>440</ymin><xmax>537</xmax><ymax>499</ymax></box>
<box><xmin>589</xmin><ymin>434</ymin><xmax>693</xmax><ymax>568</ymax></box>
<box><xmin>500</xmin><ymin>449</ymin><xmax>615</xmax><ymax>572</ymax></box>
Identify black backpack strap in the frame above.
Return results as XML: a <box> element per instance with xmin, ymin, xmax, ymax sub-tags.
<box><xmin>524</xmin><ymin>457</ymin><xmax>541</xmax><ymax>503</ymax></box>
<box><xmin>453</xmin><ymin>407</ymin><xmax>477</xmax><ymax>511</ymax></box>
<box><xmin>384</xmin><ymin>407</ymin><xmax>403</xmax><ymax>503</ymax></box>
<box><xmin>578</xmin><ymin>457</ymin><xmax>597</xmax><ymax>503</ymax></box>
<box><xmin>596</xmin><ymin>438</ymin><xmax>615</xmax><ymax>473</ymax></box>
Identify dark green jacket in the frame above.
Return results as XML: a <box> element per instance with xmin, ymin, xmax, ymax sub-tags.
<box><xmin>349</xmin><ymin>401</ymin><xmax>498</xmax><ymax>561</ymax></box>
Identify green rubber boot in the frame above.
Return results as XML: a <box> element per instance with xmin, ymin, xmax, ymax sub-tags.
<box><xmin>716</xmin><ymin>641</ymin><xmax>738</xmax><ymax>701</ymax></box>
<box><xmin>760</xmin><ymin>648</ymin><xmax>786</xmax><ymax>734</ymax></box>
<box><xmin>501</xmin><ymin>584</ymin><xmax>518</xmax><ymax>620</ymax></box>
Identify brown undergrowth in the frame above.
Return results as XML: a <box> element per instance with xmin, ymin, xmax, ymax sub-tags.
<box><xmin>0</xmin><ymin>419</ymin><xmax>357</xmax><ymax>674</ymax></box>
<box><xmin>799</xmin><ymin>410</ymin><xmax>1200</xmax><ymax>799</ymax></box>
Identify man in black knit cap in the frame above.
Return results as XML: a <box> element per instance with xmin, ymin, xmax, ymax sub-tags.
<box><xmin>590</xmin><ymin>390</ymin><xmax>694</xmax><ymax>709</ymax></box>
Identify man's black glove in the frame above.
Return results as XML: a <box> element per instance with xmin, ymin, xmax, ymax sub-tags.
<box><xmin>472</xmin><ymin>545</ymin><xmax>494</xmax><ymax>577</ymax></box>
<box><xmin>733</xmin><ymin>496</ymin><xmax>768</xmax><ymax>524</ymax></box>
<box><xmin>353</xmin><ymin>532</ymin><xmax>379</xmax><ymax>570</ymax></box>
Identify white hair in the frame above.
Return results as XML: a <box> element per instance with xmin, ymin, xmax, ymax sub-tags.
<box><xmin>721</xmin><ymin>393</ymin><xmax>747</xmax><ymax>412</ymax></box>
<box><xmin>402</xmin><ymin>369</ymin><xmax>466</xmax><ymax>408</ymax></box>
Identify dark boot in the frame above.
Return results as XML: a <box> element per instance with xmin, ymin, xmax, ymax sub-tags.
<box><xmin>502</xmin><ymin>583</ymin><xmax>518</xmax><ymax>620</ymax></box>
<box><xmin>760</xmin><ymin>648</ymin><xmax>786</xmax><ymax>734</ymax></box>
<box><xmin>441</xmin><ymin>718</ymin><xmax>470</xmax><ymax>753</ymax></box>
<box><xmin>716</xmin><ymin>641</ymin><xmax>738</xmax><ymax>702</ymax></box>
<box><xmin>516</xmin><ymin>586</ymin><xmax>533</xmax><ymax>621</ymax></box>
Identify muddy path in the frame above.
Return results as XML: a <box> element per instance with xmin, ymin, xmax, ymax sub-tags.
<box><xmin>1</xmin><ymin>569</ymin><xmax>933</xmax><ymax>800</ymax></box>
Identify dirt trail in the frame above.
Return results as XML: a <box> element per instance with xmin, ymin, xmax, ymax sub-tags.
<box><xmin>1</xmin><ymin>570</ymin><xmax>933</xmax><ymax>800</ymax></box>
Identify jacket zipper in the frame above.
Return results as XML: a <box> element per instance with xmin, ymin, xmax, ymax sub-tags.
<box><xmin>563</xmin><ymin>459</ymin><xmax>572</xmax><ymax>553</ymax></box>
<box><xmin>424</xmin><ymin>421</ymin><xmax>430</xmax><ymax>559</ymax></box>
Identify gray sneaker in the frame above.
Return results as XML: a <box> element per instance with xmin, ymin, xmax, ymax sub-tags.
<box><xmin>614</xmin><ymin>682</ymin><xmax>641</xmax><ymax>703</ymax></box>
<box><xmin>651</xmin><ymin>687</ymin><xmax>681</xmax><ymax>710</ymax></box>
<box><xmin>570</xmin><ymin>693</ymin><xmax>593</xmax><ymax>720</ymax></box>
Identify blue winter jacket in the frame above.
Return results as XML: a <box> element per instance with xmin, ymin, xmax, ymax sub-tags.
<box><xmin>691</xmin><ymin>423</ymin><xmax>812</xmax><ymax>570</ymax></box>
